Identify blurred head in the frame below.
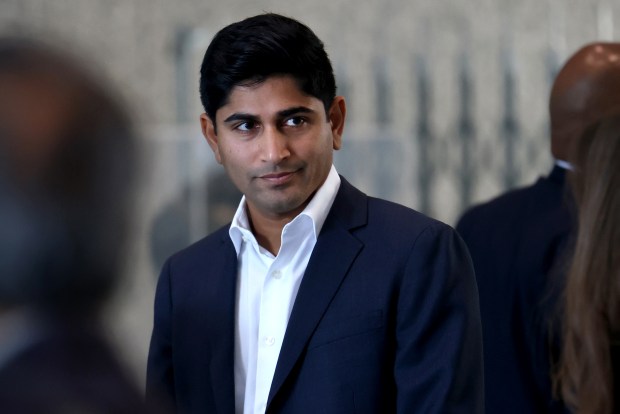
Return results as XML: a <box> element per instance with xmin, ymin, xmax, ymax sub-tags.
<box><xmin>557</xmin><ymin>112</ymin><xmax>620</xmax><ymax>413</ymax></box>
<box><xmin>0</xmin><ymin>38</ymin><xmax>136</xmax><ymax>317</ymax></box>
<box><xmin>199</xmin><ymin>13</ymin><xmax>337</xmax><ymax>123</ymax></box>
<box><xmin>549</xmin><ymin>42</ymin><xmax>620</xmax><ymax>162</ymax></box>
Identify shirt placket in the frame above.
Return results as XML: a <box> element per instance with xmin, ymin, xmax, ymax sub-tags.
<box><xmin>254</xmin><ymin>256</ymin><xmax>288</xmax><ymax>413</ymax></box>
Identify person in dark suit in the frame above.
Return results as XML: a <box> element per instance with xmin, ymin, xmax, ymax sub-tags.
<box><xmin>456</xmin><ymin>42</ymin><xmax>620</xmax><ymax>413</ymax></box>
<box><xmin>0</xmin><ymin>38</ymin><xmax>156</xmax><ymax>413</ymax></box>
<box><xmin>146</xmin><ymin>13</ymin><xmax>483</xmax><ymax>414</ymax></box>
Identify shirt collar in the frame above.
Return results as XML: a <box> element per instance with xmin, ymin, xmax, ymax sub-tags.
<box><xmin>229</xmin><ymin>165</ymin><xmax>341</xmax><ymax>254</ymax></box>
<box><xmin>555</xmin><ymin>159</ymin><xmax>574</xmax><ymax>171</ymax></box>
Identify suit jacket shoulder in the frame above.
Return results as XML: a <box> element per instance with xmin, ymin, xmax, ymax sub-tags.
<box><xmin>331</xmin><ymin>176</ymin><xmax>451</xmax><ymax>239</ymax></box>
<box><xmin>166</xmin><ymin>224</ymin><xmax>232</xmax><ymax>270</ymax></box>
<box><xmin>457</xmin><ymin>166</ymin><xmax>569</xmax><ymax>238</ymax></box>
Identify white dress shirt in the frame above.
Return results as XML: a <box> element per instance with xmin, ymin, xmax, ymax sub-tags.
<box><xmin>229</xmin><ymin>165</ymin><xmax>341</xmax><ymax>414</ymax></box>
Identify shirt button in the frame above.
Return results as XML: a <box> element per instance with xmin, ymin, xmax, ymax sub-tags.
<box><xmin>272</xmin><ymin>270</ymin><xmax>282</xmax><ymax>279</ymax></box>
<box><xmin>264</xmin><ymin>336</ymin><xmax>275</xmax><ymax>346</ymax></box>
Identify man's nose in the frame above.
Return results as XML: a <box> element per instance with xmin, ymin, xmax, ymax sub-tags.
<box><xmin>261</xmin><ymin>127</ymin><xmax>290</xmax><ymax>164</ymax></box>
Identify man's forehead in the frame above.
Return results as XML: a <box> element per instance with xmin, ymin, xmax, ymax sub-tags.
<box><xmin>217</xmin><ymin>76</ymin><xmax>321</xmax><ymax>119</ymax></box>
<box><xmin>229</xmin><ymin>75</ymin><xmax>307</xmax><ymax>97</ymax></box>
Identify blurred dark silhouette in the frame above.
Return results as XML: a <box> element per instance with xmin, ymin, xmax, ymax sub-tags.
<box><xmin>456</xmin><ymin>42</ymin><xmax>620</xmax><ymax>414</ymax></box>
<box><xmin>555</xmin><ymin>113</ymin><xmax>620</xmax><ymax>414</ymax></box>
<box><xmin>0</xmin><ymin>37</ymin><xmax>155</xmax><ymax>413</ymax></box>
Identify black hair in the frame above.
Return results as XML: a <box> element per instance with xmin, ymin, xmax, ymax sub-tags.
<box><xmin>199</xmin><ymin>13</ymin><xmax>337</xmax><ymax>122</ymax></box>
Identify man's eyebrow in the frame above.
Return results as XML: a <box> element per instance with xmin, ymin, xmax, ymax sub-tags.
<box><xmin>277</xmin><ymin>106</ymin><xmax>315</xmax><ymax>118</ymax></box>
<box><xmin>223</xmin><ymin>113</ymin><xmax>259</xmax><ymax>123</ymax></box>
<box><xmin>222</xmin><ymin>107</ymin><xmax>316</xmax><ymax>124</ymax></box>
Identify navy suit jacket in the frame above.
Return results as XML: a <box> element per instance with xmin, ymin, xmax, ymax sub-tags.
<box><xmin>147</xmin><ymin>177</ymin><xmax>483</xmax><ymax>414</ymax></box>
<box><xmin>456</xmin><ymin>166</ymin><xmax>573</xmax><ymax>414</ymax></box>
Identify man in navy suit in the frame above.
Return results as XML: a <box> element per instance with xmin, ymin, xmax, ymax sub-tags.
<box><xmin>147</xmin><ymin>13</ymin><xmax>483</xmax><ymax>414</ymax></box>
<box><xmin>456</xmin><ymin>42</ymin><xmax>620</xmax><ymax>413</ymax></box>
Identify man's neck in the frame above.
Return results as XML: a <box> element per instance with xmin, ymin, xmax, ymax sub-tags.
<box><xmin>249</xmin><ymin>217</ymin><xmax>286</xmax><ymax>256</ymax></box>
<box><xmin>246</xmin><ymin>204</ymin><xmax>306</xmax><ymax>256</ymax></box>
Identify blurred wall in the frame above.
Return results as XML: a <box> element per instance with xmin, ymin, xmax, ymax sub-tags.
<box><xmin>1</xmin><ymin>0</ymin><xmax>618</xmax><ymax>383</ymax></box>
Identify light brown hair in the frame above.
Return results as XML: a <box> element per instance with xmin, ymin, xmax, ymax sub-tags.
<box><xmin>556</xmin><ymin>113</ymin><xmax>620</xmax><ymax>413</ymax></box>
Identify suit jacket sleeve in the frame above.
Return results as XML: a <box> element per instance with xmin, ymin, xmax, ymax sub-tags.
<box><xmin>146</xmin><ymin>258</ymin><xmax>176</xmax><ymax>409</ymax></box>
<box><xmin>395</xmin><ymin>223</ymin><xmax>484</xmax><ymax>413</ymax></box>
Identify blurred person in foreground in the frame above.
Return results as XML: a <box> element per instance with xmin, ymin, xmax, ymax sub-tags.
<box><xmin>147</xmin><ymin>13</ymin><xmax>483</xmax><ymax>414</ymax></box>
<box><xmin>0</xmin><ymin>38</ymin><xmax>150</xmax><ymax>413</ymax></box>
<box><xmin>555</xmin><ymin>113</ymin><xmax>620</xmax><ymax>414</ymax></box>
<box><xmin>456</xmin><ymin>42</ymin><xmax>620</xmax><ymax>413</ymax></box>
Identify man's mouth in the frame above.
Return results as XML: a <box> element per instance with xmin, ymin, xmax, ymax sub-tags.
<box><xmin>259</xmin><ymin>170</ymin><xmax>298</xmax><ymax>185</ymax></box>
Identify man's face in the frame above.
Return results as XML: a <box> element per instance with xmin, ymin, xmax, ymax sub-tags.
<box><xmin>200</xmin><ymin>75</ymin><xmax>346</xmax><ymax>223</ymax></box>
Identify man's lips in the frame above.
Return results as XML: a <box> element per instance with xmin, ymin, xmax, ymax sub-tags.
<box><xmin>259</xmin><ymin>170</ymin><xmax>298</xmax><ymax>184</ymax></box>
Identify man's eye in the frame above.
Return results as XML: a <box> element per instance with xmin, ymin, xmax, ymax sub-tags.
<box><xmin>235</xmin><ymin>121</ymin><xmax>255</xmax><ymax>132</ymax></box>
<box><xmin>284</xmin><ymin>117</ymin><xmax>305</xmax><ymax>127</ymax></box>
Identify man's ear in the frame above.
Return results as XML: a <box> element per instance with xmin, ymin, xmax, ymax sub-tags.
<box><xmin>328</xmin><ymin>96</ymin><xmax>346</xmax><ymax>150</ymax></box>
<box><xmin>200</xmin><ymin>113</ymin><xmax>222</xmax><ymax>164</ymax></box>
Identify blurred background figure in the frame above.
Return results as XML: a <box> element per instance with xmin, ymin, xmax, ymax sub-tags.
<box><xmin>0</xmin><ymin>38</ymin><xmax>151</xmax><ymax>413</ymax></box>
<box><xmin>456</xmin><ymin>42</ymin><xmax>620</xmax><ymax>413</ymax></box>
<box><xmin>555</xmin><ymin>113</ymin><xmax>620</xmax><ymax>414</ymax></box>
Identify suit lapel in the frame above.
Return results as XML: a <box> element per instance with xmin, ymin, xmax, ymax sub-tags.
<box><xmin>267</xmin><ymin>178</ymin><xmax>367</xmax><ymax>407</ymax></box>
<box><xmin>206</xmin><ymin>234</ymin><xmax>238</xmax><ymax>414</ymax></box>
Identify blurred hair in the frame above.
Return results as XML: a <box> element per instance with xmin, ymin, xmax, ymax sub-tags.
<box><xmin>199</xmin><ymin>13</ymin><xmax>337</xmax><ymax>122</ymax></box>
<box><xmin>0</xmin><ymin>38</ymin><xmax>136</xmax><ymax>317</ymax></box>
<box><xmin>555</xmin><ymin>112</ymin><xmax>620</xmax><ymax>414</ymax></box>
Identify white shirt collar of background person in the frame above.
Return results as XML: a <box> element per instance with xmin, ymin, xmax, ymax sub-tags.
<box><xmin>555</xmin><ymin>159</ymin><xmax>574</xmax><ymax>171</ymax></box>
<box><xmin>228</xmin><ymin>164</ymin><xmax>340</xmax><ymax>414</ymax></box>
